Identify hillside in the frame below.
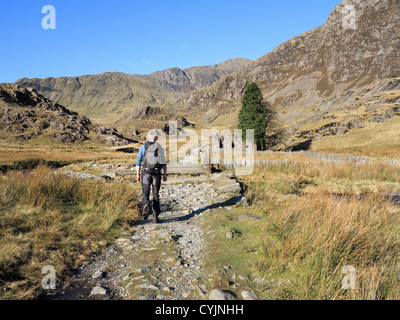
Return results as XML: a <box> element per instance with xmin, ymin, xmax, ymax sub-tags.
<box><xmin>147</xmin><ymin>58</ymin><xmax>252</xmax><ymax>92</ymax></box>
<box><xmin>114</xmin><ymin>104</ymin><xmax>195</xmax><ymax>141</ymax></box>
<box><xmin>181</xmin><ymin>0</ymin><xmax>400</xmax><ymax>150</ymax></box>
<box><xmin>0</xmin><ymin>84</ymin><xmax>134</xmax><ymax>145</ymax></box>
<box><xmin>14</xmin><ymin>73</ymin><xmax>175</xmax><ymax>123</ymax></box>
<box><xmin>14</xmin><ymin>58</ymin><xmax>251</xmax><ymax>123</ymax></box>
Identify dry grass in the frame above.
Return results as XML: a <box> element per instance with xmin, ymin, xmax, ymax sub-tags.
<box><xmin>259</xmin><ymin>161</ymin><xmax>400</xmax><ymax>182</ymax></box>
<box><xmin>0</xmin><ymin>144</ymin><xmax>139</xmax><ymax>166</ymax></box>
<box><xmin>0</xmin><ymin>166</ymin><xmax>140</xmax><ymax>299</ymax></box>
<box><xmin>251</xmin><ymin>190</ymin><xmax>400</xmax><ymax>299</ymax></box>
<box><xmin>311</xmin><ymin>117</ymin><xmax>400</xmax><ymax>159</ymax></box>
<box><xmin>234</xmin><ymin>162</ymin><xmax>400</xmax><ymax>299</ymax></box>
<box><xmin>252</xmin><ymin>152</ymin><xmax>324</xmax><ymax>162</ymax></box>
<box><xmin>316</xmin><ymin>145</ymin><xmax>400</xmax><ymax>160</ymax></box>
<box><xmin>246</xmin><ymin>162</ymin><xmax>400</xmax><ymax>195</ymax></box>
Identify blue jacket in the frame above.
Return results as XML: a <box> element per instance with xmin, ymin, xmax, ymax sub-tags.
<box><xmin>136</xmin><ymin>142</ymin><xmax>167</xmax><ymax>167</ymax></box>
<box><xmin>136</xmin><ymin>143</ymin><xmax>152</xmax><ymax>166</ymax></box>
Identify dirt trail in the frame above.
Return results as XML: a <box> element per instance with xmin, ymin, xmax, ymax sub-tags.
<box><xmin>43</xmin><ymin>172</ymin><xmax>245</xmax><ymax>300</ymax></box>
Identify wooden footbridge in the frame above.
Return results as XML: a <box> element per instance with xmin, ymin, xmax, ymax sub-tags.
<box><xmin>99</xmin><ymin>164</ymin><xmax>219</xmax><ymax>182</ymax></box>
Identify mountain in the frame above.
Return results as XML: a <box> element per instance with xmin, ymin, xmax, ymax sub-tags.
<box><xmin>181</xmin><ymin>0</ymin><xmax>400</xmax><ymax>150</ymax></box>
<box><xmin>114</xmin><ymin>104</ymin><xmax>195</xmax><ymax>141</ymax></box>
<box><xmin>14</xmin><ymin>73</ymin><xmax>175</xmax><ymax>123</ymax></box>
<box><xmin>147</xmin><ymin>58</ymin><xmax>252</xmax><ymax>92</ymax></box>
<box><xmin>14</xmin><ymin>58</ymin><xmax>251</xmax><ymax>123</ymax></box>
<box><xmin>0</xmin><ymin>83</ymin><xmax>134</xmax><ymax>145</ymax></box>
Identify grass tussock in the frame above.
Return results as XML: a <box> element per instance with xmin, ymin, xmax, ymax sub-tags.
<box><xmin>0</xmin><ymin>165</ymin><xmax>140</xmax><ymax>300</ymax></box>
<box><xmin>241</xmin><ymin>163</ymin><xmax>400</xmax><ymax>300</ymax></box>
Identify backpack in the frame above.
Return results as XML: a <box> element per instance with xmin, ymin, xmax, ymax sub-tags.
<box><xmin>143</xmin><ymin>141</ymin><xmax>162</xmax><ymax>174</ymax></box>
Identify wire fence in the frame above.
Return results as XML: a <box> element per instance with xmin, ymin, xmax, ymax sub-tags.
<box><xmin>210</xmin><ymin>150</ymin><xmax>400</xmax><ymax>168</ymax></box>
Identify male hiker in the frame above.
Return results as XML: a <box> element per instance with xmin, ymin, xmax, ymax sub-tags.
<box><xmin>136</xmin><ymin>130</ymin><xmax>167</xmax><ymax>223</ymax></box>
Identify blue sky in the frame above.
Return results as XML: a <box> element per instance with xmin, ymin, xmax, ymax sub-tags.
<box><xmin>0</xmin><ymin>0</ymin><xmax>342</xmax><ymax>83</ymax></box>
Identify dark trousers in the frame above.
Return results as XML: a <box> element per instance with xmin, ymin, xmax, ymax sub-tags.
<box><xmin>141</xmin><ymin>172</ymin><xmax>161</xmax><ymax>217</ymax></box>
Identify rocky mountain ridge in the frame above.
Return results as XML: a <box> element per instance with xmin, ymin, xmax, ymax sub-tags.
<box><xmin>14</xmin><ymin>58</ymin><xmax>251</xmax><ymax>122</ymax></box>
<box><xmin>0</xmin><ymin>83</ymin><xmax>134</xmax><ymax>145</ymax></box>
<box><xmin>147</xmin><ymin>58</ymin><xmax>252</xmax><ymax>92</ymax></box>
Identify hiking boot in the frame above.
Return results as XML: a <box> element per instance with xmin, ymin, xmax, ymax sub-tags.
<box><xmin>142</xmin><ymin>203</ymin><xmax>150</xmax><ymax>220</ymax></box>
<box><xmin>153</xmin><ymin>214</ymin><xmax>161</xmax><ymax>224</ymax></box>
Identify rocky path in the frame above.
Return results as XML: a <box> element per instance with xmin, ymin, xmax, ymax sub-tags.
<box><xmin>44</xmin><ymin>172</ymin><xmax>245</xmax><ymax>300</ymax></box>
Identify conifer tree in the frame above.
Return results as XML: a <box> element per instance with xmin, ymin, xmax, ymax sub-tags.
<box><xmin>238</xmin><ymin>82</ymin><xmax>268</xmax><ymax>150</ymax></box>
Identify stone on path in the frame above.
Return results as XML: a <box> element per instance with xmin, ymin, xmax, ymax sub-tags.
<box><xmin>92</xmin><ymin>269</ymin><xmax>106</xmax><ymax>279</ymax></box>
<box><xmin>140</xmin><ymin>294</ymin><xmax>157</xmax><ymax>300</ymax></box>
<box><xmin>238</xmin><ymin>196</ymin><xmax>249</xmax><ymax>206</ymax></box>
<box><xmin>209</xmin><ymin>289</ymin><xmax>238</xmax><ymax>300</ymax></box>
<box><xmin>241</xmin><ymin>291</ymin><xmax>259</xmax><ymax>300</ymax></box>
<box><xmin>182</xmin><ymin>292</ymin><xmax>190</xmax><ymax>299</ymax></box>
<box><xmin>137</xmin><ymin>284</ymin><xmax>160</xmax><ymax>290</ymax></box>
<box><xmin>137</xmin><ymin>266</ymin><xmax>151</xmax><ymax>273</ymax></box>
<box><xmin>195</xmin><ymin>285</ymin><xmax>207</xmax><ymax>298</ymax></box>
<box><xmin>90</xmin><ymin>286</ymin><xmax>109</xmax><ymax>296</ymax></box>
<box><xmin>122</xmin><ymin>272</ymin><xmax>132</xmax><ymax>281</ymax></box>
<box><xmin>226</xmin><ymin>231</ymin><xmax>234</xmax><ymax>239</ymax></box>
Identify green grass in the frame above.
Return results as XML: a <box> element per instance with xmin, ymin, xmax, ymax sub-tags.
<box><xmin>200</xmin><ymin>207</ymin><xmax>276</xmax><ymax>299</ymax></box>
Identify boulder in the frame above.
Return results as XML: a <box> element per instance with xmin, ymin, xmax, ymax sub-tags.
<box><xmin>208</xmin><ymin>289</ymin><xmax>238</xmax><ymax>300</ymax></box>
<box><xmin>241</xmin><ymin>291</ymin><xmax>258</xmax><ymax>300</ymax></box>
<box><xmin>90</xmin><ymin>286</ymin><xmax>110</xmax><ymax>296</ymax></box>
